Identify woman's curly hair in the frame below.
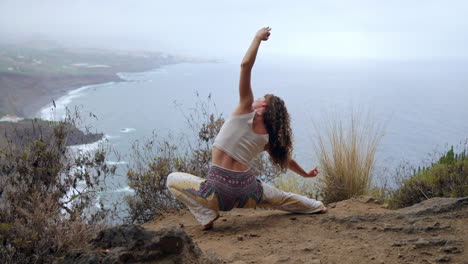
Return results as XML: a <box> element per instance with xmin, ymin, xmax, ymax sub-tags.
<box><xmin>262</xmin><ymin>94</ymin><xmax>293</xmax><ymax>170</ymax></box>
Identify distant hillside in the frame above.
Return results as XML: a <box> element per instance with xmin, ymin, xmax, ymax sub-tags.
<box><xmin>0</xmin><ymin>45</ymin><xmax>212</xmax><ymax>117</ymax></box>
<box><xmin>0</xmin><ymin>45</ymin><xmax>185</xmax><ymax>75</ymax></box>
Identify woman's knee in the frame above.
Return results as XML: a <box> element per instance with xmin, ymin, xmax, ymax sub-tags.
<box><xmin>166</xmin><ymin>172</ymin><xmax>179</xmax><ymax>189</ymax></box>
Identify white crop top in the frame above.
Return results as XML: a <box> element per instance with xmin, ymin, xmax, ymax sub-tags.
<box><xmin>213</xmin><ymin>111</ymin><xmax>269</xmax><ymax>166</ymax></box>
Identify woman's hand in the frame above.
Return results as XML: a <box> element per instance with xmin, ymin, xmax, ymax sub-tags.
<box><xmin>255</xmin><ymin>27</ymin><xmax>271</xmax><ymax>41</ymax></box>
<box><xmin>305</xmin><ymin>167</ymin><xmax>320</xmax><ymax>178</ymax></box>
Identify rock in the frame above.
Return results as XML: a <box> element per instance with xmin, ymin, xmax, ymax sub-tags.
<box><xmin>435</xmin><ymin>255</ymin><xmax>451</xmax><ymax>262</ymax></box>
<box><xmin>413</xmin><ymin>238</ymin><xmax>447</xmax><ymax>248</ymax></box>
<box><xmin>383</xmin><ymin>225</ymin><xmax>403</xmax><ymax>232</ymax></box>
<box><xmin>228</xmin><ymin>252</ymin><xmax>242</xmax><ymax>262</ymax></box>
<box><xmin>58</xmin><ymin>225</ymin><xmax>220</xmax><ymax>264</ymax></box>
<box><xmin>390</xmin><ymin>242</ymin><xmax>405</xmax><ymax>247</ymax></box>
<box><xmin>441</xmin><ymin>246</ymin><xmax>462</xmax><ymax>254</ymax></box>
<box><xmin>275</xmin><ymin>256</ymin><xmax>290</xmax><ymax>263</ymax></box>
<box><xmin>397</xmin><ymin>197</ymin><xmax>468</xmax><ymax>216</ymax></box>
<box><xmin>237</xmin><ymin>235</ymin><xmax>244</xmax><ymax>241</ymax></box>
<box><xmin>321</xmin><ymin>213</ymin><xmax>381</xmax><ymax>224</ymax></box>
<box><xmin>356</xmin><ymin>195</ymin><xmax>377</xmax><ymax>204</ymax></box>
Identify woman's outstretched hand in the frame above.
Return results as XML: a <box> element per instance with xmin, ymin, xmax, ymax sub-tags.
<box><xmin>305</xmin><ymin>167</ymin><xmax>320</xmax><ymax>178</ymax></box>
<box><xmin>255</xmin><ymin>27</ymin><xmax>271</xmax><ymax>41</ymax></box>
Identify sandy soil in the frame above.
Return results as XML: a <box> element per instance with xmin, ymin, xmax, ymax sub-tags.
<box><xmin>145</xmin><ymin>196</ymin><xmax>467</xmax><ymax>264</ymax></box>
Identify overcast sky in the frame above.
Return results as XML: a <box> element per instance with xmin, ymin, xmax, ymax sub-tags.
<box><xmin>1</xmin><ymin>0</ymin><xmax>467</xmax><ymax>59</ymax></box>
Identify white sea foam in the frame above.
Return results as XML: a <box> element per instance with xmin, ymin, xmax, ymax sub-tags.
<box><xmin>104</xmin><ymin>134</ymin><xmax>121</xmax><ymax>140</ymax></box>
<box><xmin>87</xmin><ymin>64</ymin><xmax>110</xmax><ymax>68</ymax></box>
<box><xmin>61</xmin><ymin>136</ymin><xmax>109</xmax><ymax>214</ymax></box>
<box><xmin>113</xmin><ymin>186</ymin><xmax>135</xmax><ymax>194</ymax></box>
<box><xmin>106</xmin><ymin>161</ymin><xmax>128</xmax><ymax>165</ymax></box>
<box><xmin>0</xmin><ymin>115</ymin><xmax>24</xmax><ymax>122</ymax></box>
<box><xmin>94</xmin><ymin>194</ymin><xmax>102</xmax><ymax>209</ymax></box>
<box><xmin>61</xmin><ymin>177</ymin><xmax>87</xmax><ymax>213</ymax></box>
<box><xmin>37</xmin><ymin>82</ymin><xmax>115</xmax><ymax>121</ymax></box>
<box><xmin>120</xmin><ymin>128</ymin><xmax>136</xmax><ymax>133</ymax></box>
<box><xmin>68</xmin><ymin>136</ymin><xmax>107</xmax><ymax>154</ymax></box>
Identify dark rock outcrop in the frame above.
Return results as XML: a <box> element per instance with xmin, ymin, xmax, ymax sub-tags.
<box><xmin>396</xmin><ymin>196</ymin><xmax>468</xmax><ymax>216</ymax></box>
<box><xmin>57</xmin><ymin>225</ymin><xmax>220</xmax><ymax>264</ymax></box>
<box><xmin>321</xmin><ymin>197</ymin><xmax>468</xmax><ymax>224</ymax></box>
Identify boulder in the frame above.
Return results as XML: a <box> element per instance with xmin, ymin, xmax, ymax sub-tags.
<box><xmin>57</xmin><ymin>225</ymin><xmax>220</xmax><ymax>264</ymax></box>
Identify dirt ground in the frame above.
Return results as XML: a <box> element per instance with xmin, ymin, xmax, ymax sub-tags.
<box><xmin>145</xmin><ymin>196</ymin><xmax>467</xmax><ymax>264</ymax></box>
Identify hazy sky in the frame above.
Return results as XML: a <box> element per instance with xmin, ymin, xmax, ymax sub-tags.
<box><xmin>1</xmin><ymin>0</ymin><xmax>467</xmax><ymax>59</ymax></box>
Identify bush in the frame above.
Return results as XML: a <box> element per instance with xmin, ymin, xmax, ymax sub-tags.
<box><xmin>389</xmin><ymin>145</ymin><xmax>468</xmax><ymax>208</ymax></box>
<box><xmin>313</xmin><ymin>110</ymin><xmax>385</xmax><ymax>204</ymax></box>
<box><xmin>0</xmin><ymin>115</ymin><xmax>114</xmax><ymax>263</ymax></box>
<box><xmin>125</xmin><ymin>94</ymin><xmax>283</xmax><ymax>224</ymax></box>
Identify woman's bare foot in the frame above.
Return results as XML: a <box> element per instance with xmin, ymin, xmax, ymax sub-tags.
<box><xmin>201</xmin><ymin>214</ymin><xmax>220</xmax><ymax>231</ymax></box>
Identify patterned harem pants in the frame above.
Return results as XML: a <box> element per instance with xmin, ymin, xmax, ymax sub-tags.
<box><xmin>167</xmin><ymin>165</ymin><xmax>325</xmax><ymax>225</ymax></box>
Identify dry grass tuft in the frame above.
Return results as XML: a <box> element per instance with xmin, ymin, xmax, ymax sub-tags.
<box><xmin>313</xmin><ymin>109</ymin><xmax>385</xmax><ymax>204</ymax></box>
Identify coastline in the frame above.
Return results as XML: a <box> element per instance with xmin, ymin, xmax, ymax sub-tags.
<box><xmin>0</xmin><ymin>72</ymin><xmax>123</xmax><ymax>118</ymax></box>
<box><xmin>26</xmin><ymin>76</ymin><xmax>124</xmax><ymax>118</ymax></box>
<box><xmin>1</xmin><ymin>69</ymin><xmax>151</xmax><ymax>148</ymax></box>
<box><xmin>0</xmin><ymin>45</ymin><xmax>204</xmax><ymax>119</ymax></box>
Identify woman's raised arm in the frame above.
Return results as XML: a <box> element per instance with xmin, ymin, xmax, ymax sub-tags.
<box><xmin>234</xmin><ymin>27</ymin><xmax>271</xmax><ymax>115</ymax></box>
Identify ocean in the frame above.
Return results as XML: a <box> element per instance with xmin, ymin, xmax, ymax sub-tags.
<box><xmin>36</xmin><ymin>57</ymin><xmax>468</xmax><ymax>214</ymax></box>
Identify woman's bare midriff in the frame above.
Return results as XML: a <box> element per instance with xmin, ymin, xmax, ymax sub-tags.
<box><xmin>211</xmin><ymin>146</ymin><xmax>250</xmax><ymax>171</ymax></box>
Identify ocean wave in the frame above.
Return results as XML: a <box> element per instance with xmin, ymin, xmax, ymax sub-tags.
<box><xmin>104</xmin><ymin>134</ymin><xmax>121</xmax><ymax>140</ymax></box>
<box><xmin>0</xmin><ymin>115</ymin><xmax>24</xmax><ymax>122</ymax></box>
<box><xmin>112</xmin><ymin>186</ymin><xmax>135</xmax><ymax>194</ymax></box>
<box><xmin>61</xmin><ymin>178</ymin><xmax>87</xmax><ymax>213</ymax></box>
<box><xmin>67</xmin><ymin>135</ymin><xmax>108</xmax><ymax>155</ymax></box>
<box><xmin>120</xmin><ymin>128</ymin><xmax>136</xmax><ymax>133</ymax></box>
<box><xmin>106</xmin><ymin>161</ymin><xmax>128</xmax><ymax>165</ymax></box>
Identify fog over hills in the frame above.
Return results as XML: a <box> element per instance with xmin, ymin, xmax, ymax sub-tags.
<box><xmin>1</xmin><ymin>0</ymin><xmax>468</xmax><ymax>59</ymax></box>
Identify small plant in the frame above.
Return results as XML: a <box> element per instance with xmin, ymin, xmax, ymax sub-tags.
<box><xmin>313</xmin><ymin>109</ymin><xmax>385</xmax><ymax>204</ymax></box>
<box><xmin>389</xmin><ymin>144</ymin><xmax>468</xmax><ymax>209</ymax></box>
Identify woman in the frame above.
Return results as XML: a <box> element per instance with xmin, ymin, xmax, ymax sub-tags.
<box><xmin>167</xmin><ymin>27</ymin><xmax>326</xmax><ymax>230</ymax></box>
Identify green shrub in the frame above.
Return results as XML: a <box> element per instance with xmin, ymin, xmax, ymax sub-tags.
<box><xmin>389</xmin><ymin>146</ymin><xmax>468</xmax><ymax>209</ymax></box>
